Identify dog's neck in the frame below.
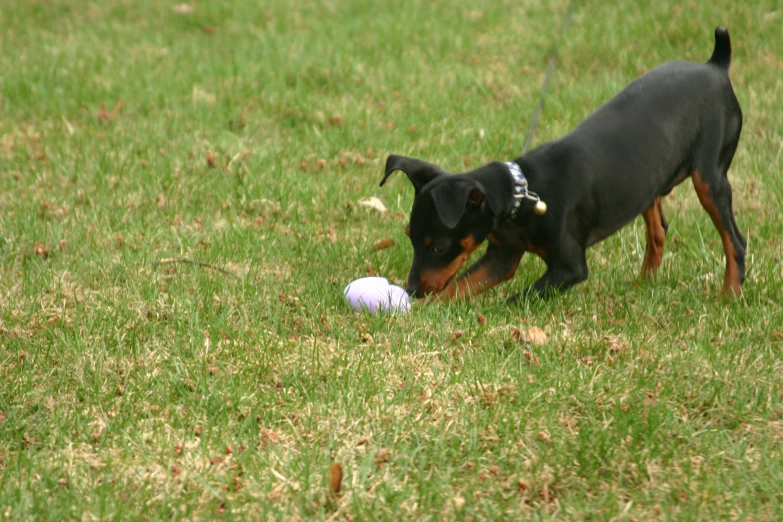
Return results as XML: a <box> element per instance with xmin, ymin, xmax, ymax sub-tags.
<box><xmin>498</xmin><ymin>161</ymin><xmax>546</xmax><ymax>223</ymax></box>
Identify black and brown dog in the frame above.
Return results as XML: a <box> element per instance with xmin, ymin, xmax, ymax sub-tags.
<box><xmin>380</xmin><ymin>27</ymin><xmax>745</xmax><ymax>302</ymax></box>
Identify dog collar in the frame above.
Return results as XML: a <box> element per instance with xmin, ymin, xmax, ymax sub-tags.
<box><xmin>506</xmin><ymin>162</ymin><xmax>547</xmax><ymax>217</ymax></box>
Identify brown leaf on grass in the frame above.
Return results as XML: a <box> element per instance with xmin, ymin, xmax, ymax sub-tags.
<box><xmin>372</xmin><ymin>238</ymin><xmax>395</xmax><ymax>251</ymax></box>
<box><xmin>523</xmin><ymin>351</ymin><xmax>541</xmax><ymax>366</ymax></box>
<box><xmin>96</xmin><ymin>99</ymin><xmax>123</xmax><ymax>122</ymax></box>
<box><xmin>96</xmin><ymin>103</ymin><xmax>109</xmax><ymax>121</ymax></box>
<box><xmin>328</xmin><ymin>463</ymin><xmax>343</xmax><ymax>498</ymax></box>
<box><xmin>111</xmin><ymin>99</ymin><xmax>124</xmax><ymax>118</ymax></box>
<box><xmin>260</xmin><ymin>429</ymin><xmax>279</xmax><ymax>446</ymax></box>
<box><xmin>172</xmin><ymin>3</ymin><xmax>194</xmax><ymax>14</ymax></box>
<box><xmin>206</xmin><ymin>151</ymin><xmax>217</xmax><ymax>168</ymax></box>
<box><xmin>375</xmin><ymin>448</ymin><xmax>391</xmax><ymax>469</ymax></box>
<box><xmin>192</xmin><ymin>86</ymin><xmax>216</xmax><ymax>104</ymax></box>
<box><xmin>202</xmin><ymin>25</ymin><xmax>216</xmax><ymax>34</ymax></box>
<box><xmin>33</xmin><ymin>243</ymin><xmax>50</xmax><ymax>258</ymax></box>
<box><xmin>514</xmin><ymin>326</ymin><xmax>547</xmax><ymax>345</ymax></box>
<box><xmin>479</xmin><ymin>384</ymin><xmax>517</xmax><ymax>407</ymax></box>
<box><xmin>604</xmin><ymin>335</ymin><xmax>628</xmax><ymax>354</ymax></box>
<box><xmin>358</xmin><ymin>197</ymin><xmax>387</xmax><ymax>213</ymax></box>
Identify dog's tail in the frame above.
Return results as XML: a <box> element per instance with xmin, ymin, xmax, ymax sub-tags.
<box><xmin>707</xmin><ymin>26</ymin><xmax>731</xmax><ymax>72</ymax></box>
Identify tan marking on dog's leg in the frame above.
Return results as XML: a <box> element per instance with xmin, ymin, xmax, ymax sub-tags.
<box><xmin>691</xmin><ymin>171</ymin><xmax>741</xmax><ymax>296</ymax></box>
<box><xmin>640</xmin><ymin>196</ymin><xmax>666</xmax><ymax>278</ymax></box>
<box><xmin>438</xmin><ymin>250</ymin><xmax>523</xmax><ymax>301</ymax></box>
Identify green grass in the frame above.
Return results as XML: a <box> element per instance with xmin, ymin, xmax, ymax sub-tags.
<box><xmin>2</xmin><ymin>0</ymin><xmax>782</xmax><ymax>519</ymax></box>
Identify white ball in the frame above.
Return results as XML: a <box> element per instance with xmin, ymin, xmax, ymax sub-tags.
<box><xmin>343</xmin><ymin>277</ymin><xmax>411</xmax><ymax>314</ymax></box>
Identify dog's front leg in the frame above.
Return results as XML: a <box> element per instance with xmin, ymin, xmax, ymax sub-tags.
<box><xmin>436</xmin><ymin>244</ymin><xmax>524</xmax><ymax>301</ymax></box>
<box><xmin>508</xmin><ymin>240</ymin><xmax>589</xmax><ymax>302</ymax></box>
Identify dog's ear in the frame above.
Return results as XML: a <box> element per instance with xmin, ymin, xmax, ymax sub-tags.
<box><xmin>431</xmin><ymin>180</ymin><xmax>487</xmax><ymax>229</ymax></box>
<box><xmin>380</xmin><ymin>155</ymin><xmax>447</xmax><ymax>195</ymax></box>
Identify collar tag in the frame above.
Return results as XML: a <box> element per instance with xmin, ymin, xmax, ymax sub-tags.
<box><xmin>505</xmin><ymin>162</ymin><xmax>547</xmax><ymax>216</ymax></box>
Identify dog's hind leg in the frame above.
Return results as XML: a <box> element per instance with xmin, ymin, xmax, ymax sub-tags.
<box><xmin>691</xmin><ymin>165</ymin><xmax>746</xmax><ymax>296</ymax></box>
<box><xmin>640</xmin><ymin>196</ymin><xmax>667</xmax><ymax>278</ymax></box>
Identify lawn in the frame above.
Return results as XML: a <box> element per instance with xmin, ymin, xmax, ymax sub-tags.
<box><xmin>1</xmin><ymin>0</ymin><xmax>782</xmax><ymax>519</ymax></box>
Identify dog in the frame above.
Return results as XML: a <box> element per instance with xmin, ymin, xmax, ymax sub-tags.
<box><xmin>379</xmin><ymin>27</ymin><xmax>745</xmax><ymax>301</ymax></box>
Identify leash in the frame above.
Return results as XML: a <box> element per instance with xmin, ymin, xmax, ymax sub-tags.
<box><xmin>521</xmin><ymin>0</ymin><xmax>576</xmax><ymax>154</ymax></box>
<box><xmin>507</xmin><ymin>1</ymin><xmax>576</xmax><ymax>218</ymax></box>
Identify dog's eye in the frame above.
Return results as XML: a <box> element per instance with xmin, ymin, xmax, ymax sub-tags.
<box><xmin>430</xmin><ymin>245</ymin><xmax>445</xmax><ymax>255</ymax></box>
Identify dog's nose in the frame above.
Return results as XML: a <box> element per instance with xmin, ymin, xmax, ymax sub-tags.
<box><xmin>405</xmin><ymin>277</ymin><xmax>424</xmax><ymax>299</ymax></box>
<box><xmin>406</xmin><ymin>271</ymin><xmax>418</xmax><ymax>298</ymax></box>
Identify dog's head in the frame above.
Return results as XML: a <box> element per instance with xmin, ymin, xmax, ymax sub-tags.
<box><xmin>380</xmin><ymin>154</ymin><xmax>498</xmax><ymax>298</ymax></box>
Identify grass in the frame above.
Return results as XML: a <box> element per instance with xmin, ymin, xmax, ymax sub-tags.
<box><xmin>1</xmin><ymin>0</ymin><xmax>782</xmax><ymax>519</ymax></box>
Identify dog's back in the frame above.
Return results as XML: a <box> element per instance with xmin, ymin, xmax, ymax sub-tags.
<box><xmin>542</xmin><ymin>29</ymin><xmax>742</xmax><ymax>238</ymax></box>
